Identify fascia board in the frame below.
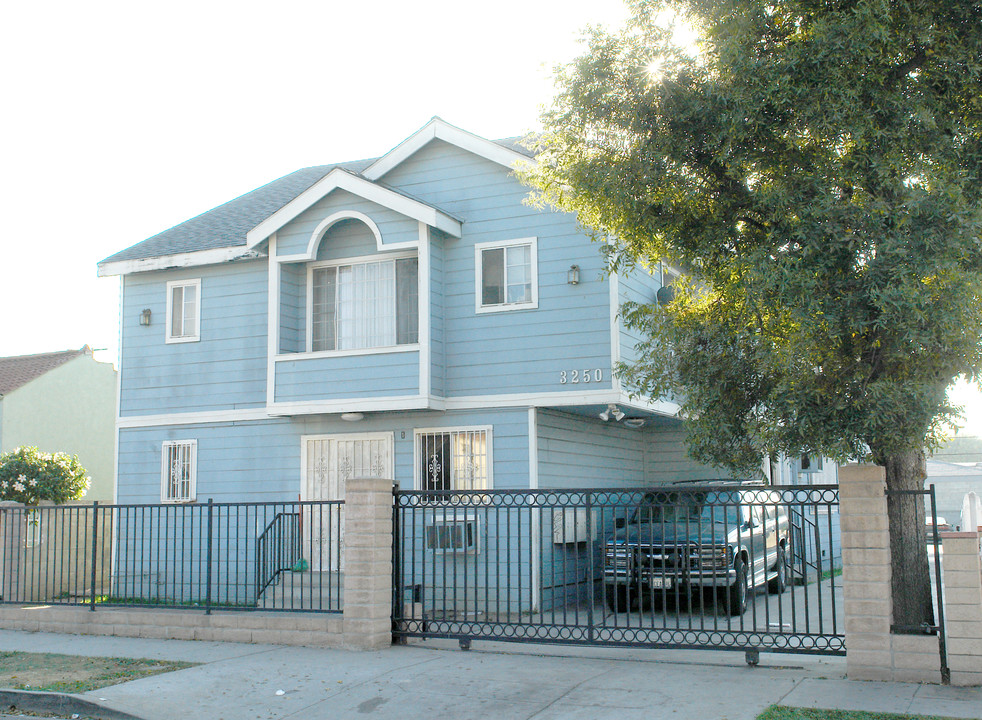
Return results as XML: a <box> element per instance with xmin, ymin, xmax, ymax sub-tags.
<box><xmin>97</xmin><ymin>247</ymin><xmax>265</xmax><ymax>277</ymax></box>
<box><xmin>363</xmin><ymin>118</ymin><xmax>535</xmax><ymax>181</ymax></box>
<box><xmin>245</xmin><ymin>168</ymin><xmax>461</xmax><ymax>248</ymax></box>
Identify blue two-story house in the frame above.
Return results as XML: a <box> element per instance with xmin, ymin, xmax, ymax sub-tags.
<box><xmin>98</xmin><ymin>119</ymin><xmax>722</xmax><ymax>563</ymax></box>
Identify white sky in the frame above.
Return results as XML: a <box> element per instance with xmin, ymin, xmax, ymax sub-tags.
<box><xmin>2</xmin><ymin>0</ymin><xmax>979</xmax><ymax>435</ymax></box>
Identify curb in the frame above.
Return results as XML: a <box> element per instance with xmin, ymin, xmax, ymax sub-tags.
<box><xmin>0</xmin><ymin>689</ymin><xmax>142</xmax><ymax>720</ymax></box>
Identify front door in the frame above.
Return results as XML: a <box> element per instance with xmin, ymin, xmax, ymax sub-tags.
<box><xmin>302</xmin><ymin>433</ymin><xmax>393</xmax><ymax>570</ymax></box>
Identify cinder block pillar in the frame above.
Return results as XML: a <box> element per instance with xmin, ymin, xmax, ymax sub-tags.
<box><xmin>839</xmin><ymin>465</ymin><xmax>940</xmax><ymax>683</ymax></box>
<box><xmin>0</xmin><ymin>503</ymin><xmax>23</xmax><ymax>602</ymax></box>
<box><xmin>941</xmin><ymin>531</ymin><xmax>982</xmax><ymax>687</ymax></box>
<box><xmin>342</xmin><ymin>476</ymin><xmax>393</xmax><ymax>650</ymax></box>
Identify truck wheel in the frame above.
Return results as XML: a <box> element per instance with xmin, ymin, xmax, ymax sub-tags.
<box><xmin>725</xmin><ymin>557</ymin><xmax>749</xmax><ymax>616</ymax></box>
<box><xmin>604</xmin><ymin>584</ymin><xmax>631</xmax><ymax>613</ymax></box>
<box><xmin>768</xmin><ymin>545</ymin><xmax>788</xmax><ymax>594</ymax></box>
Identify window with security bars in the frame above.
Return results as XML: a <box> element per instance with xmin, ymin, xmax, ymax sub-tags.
<box><xmin>416</xmin><ymin>429</ymin><xmax>490</xmax><ymax>493</ymax></box>
<box><xmin>309</xmin><ymin>257</ymin><xmax>418</xmax><ymax>352</ymax></box>
<box><xmin>161</xmin><ymin>440</ymin><xmax>197</xmax><ymax>503</ymax></box>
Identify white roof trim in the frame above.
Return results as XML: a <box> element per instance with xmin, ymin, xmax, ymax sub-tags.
<box><xmin>246</xmin><ymin>168</ymin><xmax>462</xmax><ymax>248</ymax></box>
<box><xmin>97</xmin><ymin>246</ymin><xmax>265</xmax><ymax>277</ymax></box>
<box><xmin>363</xmin><ymin>118</ymin><xmax>534</xmax><ymax>181</ymax></box>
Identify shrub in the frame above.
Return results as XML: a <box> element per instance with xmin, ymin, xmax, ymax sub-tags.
<box><xmin>0</xmin><ymin>447</ymin><xmax>90</xmax><ymax>505</ymax></box>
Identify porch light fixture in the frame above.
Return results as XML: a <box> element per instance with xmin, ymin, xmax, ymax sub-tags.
<box><xmin>340</xmin><ymin>412</ymin><xmax>364</xmax><ymax>422</ymax></box>
<box><xmin>599</xmin><ymin>404</ymin><xmax>625</xmax><ymax>422</ymax></box>
<box><xmin>567</xmin><ymin>265</ymin><xmax>580</xmax><ymax>285</ymax></box>
<box><xmin>140</xmin><ymin>309</ymin><xmax>152</xmax><ymax>326</ymax></box>
<box><xmin>624</xmin><ymin>418</ymin><xmax>645</xmax><ymax>429</ymax></box>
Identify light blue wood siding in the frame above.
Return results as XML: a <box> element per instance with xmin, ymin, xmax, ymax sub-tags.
<box><xmin>381</xmin><ymin>140</ymin><xmax>614</xmax><ymax>398</ymax></box>
<box><xmin>275</xmin><ymin>190</ymin><xmax>418</xmax><ymax>257</ymax></box>
<box><xmin>618</xmin><ymin>265</ymin><xmax>660</xmax><ymax>367</ymax></box>
<box><xmin>279</xmin><ymin>263</ymin><xmax>304</xmax><ymax>353</ymax></box>
<box><xmin>537</xmin><ymin>410</ymin><xmax>726</xmax><ymax>487</ymax></box>
<box><xmin>428</xmin><ymin>233</ymin><xmax>445</xmax><ymax>396</ymax></box>
<box><xmin>643</xmin><ymin>424</ymin><xmax>731</xmax><ymax>483</ymax></box>
<box><xmin>119</xmin><ymin>261</ymin><xmax>268</xmax><ymax>416</ymax></box>
<box><xmin>314</xmin><ymin>216</ymin><xmax>378</xmax><ymax>262</ymax></box>
<box><xmin>537</xmin><ymin>409</ymin><xmax>646</xmax><ymax>488</ymax></box>
<box><xmin>273</xmin><ymin>351</ymin><xmax>419</xmax><ymax>402</ymax></box>
<box><xmin>116</xmin><ymin>408</ymin><xmax>530</xmax><ymax>503</ymax></box>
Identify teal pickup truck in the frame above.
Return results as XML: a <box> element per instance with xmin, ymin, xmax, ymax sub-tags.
<box><xmin>602</xmin><ymin>481</ymin><xmax>790</xmax><ymax>616</ymax></box>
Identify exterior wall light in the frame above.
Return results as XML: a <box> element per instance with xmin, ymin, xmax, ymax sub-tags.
<box><xmin>340</xmin><ymin>412</ymin><xmax>364</xmax><ymax>422</ymax></box>
<box><xmin>656</xmin><ymin>285</ymin><xmax>676</xmax><ymax>306</ymax></box>
<box><xmin>567</xmin><ymin>265</ymin><xmax>580</xmax><ymax>285</ymax></box>
<box><xmin>599</xmin><ymin>404</ymin><xmax>625</xmax><ymax>422</ymax></box>
<box><xmin>624</xmin><ymin>418</ymin><xmax>645</xmax><ymax>429</ymax></box>
<box><xmin>140</xmin><ymin>309</ymin><xmax>152</xmax><ymax>326</ymax></box>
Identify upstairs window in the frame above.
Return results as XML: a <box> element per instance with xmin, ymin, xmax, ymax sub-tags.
<box><xmin>161</xmin><ymin>440</ymin><xmax>197</xmax><ymax>503</ymax></box>
<box><xmin>309</xmin><ymin>256</ymin><xmax>418</xmax><ymax>352</ymax></box>
<box><xmin>475</xmin><ymin>238</ymin><xmax>537</xmax><ymax>313</ymax></box>
<box><xmin>166</xmin><ymin>279</ymin><xmax>200</xmax><ymax>343</ymax></box>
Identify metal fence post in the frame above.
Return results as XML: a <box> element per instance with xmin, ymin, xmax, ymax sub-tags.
<box><xmin>586</xmin><ymin>491</ymin><xmax>594</xmax><ymax>643</ymax></box>
<box><xmin>929</xmin><ymin>484</ymin><xmax>951</xmax><ymax>684</ymax></box>
<box><xmin>90</xmin><ymin>502</ymin><xmax>98</xmax><ymax>611</ymax></box>
<box><xmin>205</xmin><ymin>498</ymin><xmax>214</xmax><ymax>615</ymax></box>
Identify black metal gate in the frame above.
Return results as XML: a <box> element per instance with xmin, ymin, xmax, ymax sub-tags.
<box><xmin>393</xmin><ymin>483</ymin><xmax>844</xmax><ymax>660</ymax></box>
<box><xmin>885</xmin><ymin>485</ymin><xmax>949</xmax><ymax>683</ymax></box>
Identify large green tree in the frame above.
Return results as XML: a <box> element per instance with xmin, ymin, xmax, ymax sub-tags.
<box><xmin>527</xmin><ymin>0</ymin><xmax>982</xmax><ymax>627</ymax></box>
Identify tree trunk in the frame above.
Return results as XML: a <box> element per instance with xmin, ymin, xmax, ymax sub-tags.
<box><xmin>883</xmin><ymin>450</ymin><xmax>935</xmax><ymax>631</ymax></box>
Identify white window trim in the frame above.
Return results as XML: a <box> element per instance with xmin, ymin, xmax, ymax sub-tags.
<box><xmin>305</xmin><ymin>251</ymin><xmax>418</xmax><ymax>354</ymax></box>
<box><xmin>474</xmin><ymin>237</ymin><xmax>538</xmax><ymax>314</ymax></box>
<box><xmin>413</xmin><ymin>425</ymin><xmax>494</xmax><ymax>491</ymax></box>
<box><xmin>160</xmin><ymin>439</ymin><xmax>197</xmax><ymax>503</ymax></box>
<box><xmin>660</xmin><ymin>262</ymin><xmax>683</xmax><ymax>287</ymax></box>
<box><xmin>165</xmin><ymin>278</ymin><xmax>201</xmax><ymax>344</ymax></box>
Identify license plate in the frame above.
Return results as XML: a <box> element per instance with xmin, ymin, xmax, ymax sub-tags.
<box><xmin>650</xmin><ymin>577</ymin><xmax>673</xmax><ymax>590</ymax></box>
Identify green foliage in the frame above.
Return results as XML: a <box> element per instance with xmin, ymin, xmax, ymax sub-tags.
<box><xmin>0</xmin><ymin>446</ymin><xmax>90</xmax><ymax>505</ymax></box>
<box><xmin>527</xmin><ymin>0</ymin><xmax>982</xmax><ymax>474</ymax></box>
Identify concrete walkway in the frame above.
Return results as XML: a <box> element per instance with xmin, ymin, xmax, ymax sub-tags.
<box><xmin>0</xmin><ymin>630</ymin><xmax>980</xmax><ymax>720</ymax></box>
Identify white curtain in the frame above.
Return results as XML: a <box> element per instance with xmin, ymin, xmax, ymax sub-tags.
<box><xmin>337</xmin><ymin>261</ymin><xmax>396</xmax><ymax>349</ymax></box>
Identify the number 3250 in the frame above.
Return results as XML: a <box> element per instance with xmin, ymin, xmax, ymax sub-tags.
<box><xmin>560</xmin><ymin>369</ymin><xmax>604</xmax><ymax>384</ymax></box>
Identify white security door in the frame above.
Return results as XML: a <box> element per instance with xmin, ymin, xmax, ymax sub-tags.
<box><xmin>302</xmin><ymin>433</ymin><xmax>392</xmax><ymax>570</ymax></box>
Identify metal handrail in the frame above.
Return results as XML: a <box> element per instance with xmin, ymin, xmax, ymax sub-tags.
<box><xmin>256</xmin><ymin>511</ymin><xmax>301</xmax><ymax>596</ymax></box>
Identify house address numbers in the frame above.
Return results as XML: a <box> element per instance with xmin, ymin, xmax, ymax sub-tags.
<box><xmin>559</xmin><ymin>369</ymin><xmax>605</xmax><ymax>384</ymax></box>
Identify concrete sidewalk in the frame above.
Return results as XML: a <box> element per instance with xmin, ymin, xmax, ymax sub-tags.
<box><xmin>0</xmin><ymin>630</ymin><xmax>980</xmax><ymax>720</ymax></box>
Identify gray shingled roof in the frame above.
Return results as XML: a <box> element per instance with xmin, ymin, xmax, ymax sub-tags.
<box><xmin>100</xmin><ymin>160</ymin><xmax>372</xmax><ymax>265</ymax></box>
<box><xmin>99</xmin><ymin>136</ymin><xmax>531</xmax><ymax>268</ymax></box>
<box><xmin>0</xmin><ymin>347</ymin><xmax>89</xmax><ymax>397</ymax></box>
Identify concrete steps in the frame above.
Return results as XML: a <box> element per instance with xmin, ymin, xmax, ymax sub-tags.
<box><xmin>257</xmin><ymin>570</ymin><xmax>343</xmax><ymax>611</ymax></box>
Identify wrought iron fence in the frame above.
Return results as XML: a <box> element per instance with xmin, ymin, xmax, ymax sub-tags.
<box><xmin>0</xmin><ymin>499</ymin><xmax>344</xmax><ymax>613</ymax></box>
<box><xmin>393</xmin><ymin>484</ymin><xmax>844</xmax><ymax>657</ymax></box>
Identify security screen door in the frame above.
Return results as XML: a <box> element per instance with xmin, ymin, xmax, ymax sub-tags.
<box><xmin>302</xmin><ymin>433</ymin><xmax>392</xmax><ymax>570</ymax></box>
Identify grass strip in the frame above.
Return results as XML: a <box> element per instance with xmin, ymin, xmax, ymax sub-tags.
<box><xmin>758</xmin><ymin>706</ymin><xmax>965</xmax><ymax>720</ymax></box>
<box><xmin>0</xmin><ymin>651</ymin><xmax>196</xmax><ymax>694</ymax></box>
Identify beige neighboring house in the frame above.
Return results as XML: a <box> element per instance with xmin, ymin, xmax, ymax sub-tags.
<box><xmin>0</xmin><ymin>346</ymin><xmax>116</xmax><ymax>502</ymax></box>
<box><xmin>929</xmin><ymin>435</ymin><xmax>982</xmax><ymax>529</ymax></box>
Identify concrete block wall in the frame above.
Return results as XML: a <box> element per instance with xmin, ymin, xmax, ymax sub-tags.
<box><xmin>840</xmin><ymin>465</ymin><xmax>941</xmax><ymax>683</ymax></box>
<box><xmin>341</xmin><ymin>475</ymin><xmax>394</xmax><ymax>650</ymax></box>
<box><xmin>941</xmin><ymin>531</ymin><xmax>982</xmax><ymax>687</ymax></box>
<box><xmin>0</xmin><ymin>605</ymin><xmax>344</xmax><ymax>646</ymax></box>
